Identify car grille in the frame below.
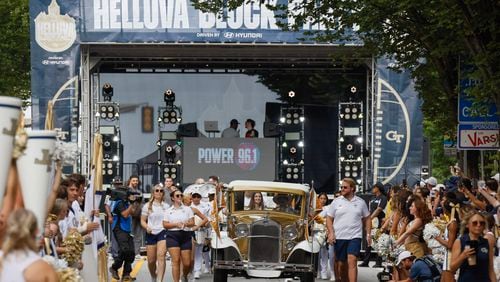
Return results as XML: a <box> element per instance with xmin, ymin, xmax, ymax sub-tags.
<box><xmin>248</xmin><ymin>219</ymin><xmax>281</xmax><ymax>263</ymax></box>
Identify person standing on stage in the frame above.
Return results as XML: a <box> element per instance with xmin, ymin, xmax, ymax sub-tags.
<box><xmin>163</xmin><ymin>190</ymin><xmax>195</xmax><ymax>282</ymax></box>
<box><xmin>141</xmin><ymin>184</ymin><xmax>169</xmax><ymax>282</ymax></box>
<box><xmin>244</xmin><ymin>119</ymin><xmax>259</xmax><ymax>138</ymax></box>
<box><xmin>326</xmin><ymin>178</ymin><xmax>371</xmax><ymax>282</ymax></box>
<box><xmin>127</xmin><ymin>175</ymin><xmax>144</xmax><ymax>259</ymax></box>
<box><xmin>221</xmin><ymin>119</ymin><xmax>240</xmax><ymax>138</ymax></box>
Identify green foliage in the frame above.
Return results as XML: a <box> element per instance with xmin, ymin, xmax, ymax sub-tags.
<box><xmin>0</xmin><ymin>0</ymin><xmax>30</xmax><ymax>100</ymax></box>
<box><xmin>423</xmin><ymin>119</ymin><xmax>456</xmax><ymax>183</ymax></box>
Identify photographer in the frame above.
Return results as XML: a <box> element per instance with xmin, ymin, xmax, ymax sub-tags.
<box><xmin>109</xmin><ymin>186</ymin><xmax>141</xmax><ymax>281</ymax></box>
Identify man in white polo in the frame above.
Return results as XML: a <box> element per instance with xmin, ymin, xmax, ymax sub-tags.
<box><xmin>326</xmin><ymin>178</ymin><xmax>371</xmax><ymax>282</ymax></box>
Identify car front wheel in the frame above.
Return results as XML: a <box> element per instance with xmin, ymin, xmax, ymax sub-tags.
<box><xmin>213</xmin><ymin>268</ymin><xmax>228</xmax><ymax>282</ymax></box>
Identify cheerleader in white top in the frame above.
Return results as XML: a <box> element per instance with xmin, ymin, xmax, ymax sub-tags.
<box><xmin>141</xmin><ymin>184</ymin><xmax>170</xmax><ymax>282</ymax></box>
<box><xmin>163</xmin><ymin>189</ymin><xmax>195</xmax><ymax>282</ymax></box>
<box><xmin>0</xmin><ymin>209</ymin><xmax>58</xmax><ymax>282</ymax></box>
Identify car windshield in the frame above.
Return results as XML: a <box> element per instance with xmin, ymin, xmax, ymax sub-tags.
<box><xmin>232</xmin><ymin>191</ymin><xmax>303</xmax><ymax>215</ymax></box>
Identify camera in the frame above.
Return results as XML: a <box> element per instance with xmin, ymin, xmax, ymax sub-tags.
<box><xmin>108</xmin><ymin>186</ymin><xmax>142</xmax><ymax>203</ymax></box>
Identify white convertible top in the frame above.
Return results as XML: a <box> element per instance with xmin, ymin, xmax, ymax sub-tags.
<box><xmin>228</xmin><ymin>180</ymin><xmax>310</xmax><ymax>193</ymax></box>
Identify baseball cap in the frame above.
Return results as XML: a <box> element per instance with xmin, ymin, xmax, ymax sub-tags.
<box><xmin>230</xmin><ymin>119</ymin><xmax>239</xmax><ymax>125</ymax></box>
<box><xmin>397</xmin><ymin>251</ymin><xmax>415</xmax><ymax>265</ymax></box>
<box><xmin>425</xmin><ymin>177</ymin><xmax>437</xmax><ymax>187</ymax></box>
<box><xmin>112</xmin><ymin>176</ymin><xmax>123</xmax><ymax>184</ymax></box>
<box><xmin>491</xmin><ymin>173</ymin><xmax>499</xmax><ymax>182</ymax></box>
<box><xmin>434</xmin><ymin>184</ymin><xmax>445</xmax><ymax>191</ymax></box>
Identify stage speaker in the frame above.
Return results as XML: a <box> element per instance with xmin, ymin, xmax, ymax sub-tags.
<box><xmin>264</xmin><ymin>122</ymin><xmax>281</xmax><ymax>137</ymax></box>
<box><xmin>177</xmin><ymin>122</ymin><xmax>198</xmax><ymax>137</ymax></box>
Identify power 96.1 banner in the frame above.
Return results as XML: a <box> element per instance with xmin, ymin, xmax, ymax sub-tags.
<box><xmin>182</xmin><ymin>137</ymin><xmax>276</xmax><ymax>183</ymax></box>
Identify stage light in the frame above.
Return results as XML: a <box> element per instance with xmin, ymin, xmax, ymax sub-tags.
<box><xmin>176</xmin><ymin>160</ymin><xmax>182</xmax><ymax>165</ymax></box>
<box><xmin>102</xmin><ymin>83</ymin><xmax>113</xmax><ymax>101</ymax></box>
<box><xmin>345</xmin><ymin>165</ymin><xmax>350</xmax><ymax>171</ymax></box>
<box><xmin>163</xmin><ymin>164</ymin><xmax>178</xmax><ymax>180</ymax></box>
<box><xmin>161</xmin><ymin>109</ymin><xmax>180</xmax><ymax>124</ymax></box>
<box><xmin>97</xmin><ymin>103</ymin><xmax>118</xmax><ymax>121</ymax></box>
<box><xmin>164</xmin><ymin>89</ymin><xmax>175</xmax><ymax>103</ymax></box>
<box><xmin>352</xmin><ymin>166</ymin><xmax>358</xmax><ymax>171</ymax></box>
<box><xmin>345</xmin><ymin>108</ymin><xmax>351</xmax><ymax>113</ymax></box>
<box><xmin>283</xmin><ymin>160</ymin><xmax>289</xmax><ymax>165</ymax></box>
<box><xmin>345</xmin><ymin>114</ymin><xmax>351</xmax><ymax>119</ymax></box>
<box><xmin>282</xmin><ymin>142</ymin><xmax>288</xmax><ymax>147</ymax></box>
<box><xmin>356</xmin><ymin>137</ymin><xmax>363</xmax><ymax>143</ymax></box>
<box><xmin>280</xmin><ymin>117</ymin><xmax>286</xmax><ymax>123</ymax></box>
<box><xmin>113</xmin><ymin>135</ymin><xmax>120</xmax><ymax>142</ymax></box>
<box><xmin>356</xmin><ymin>179</ymin><xmax>362</xmax><ymax>184</ymax></box>
<box><xmin>339</xmin><ymin>137</ymin><xmax>344</xmax><ymax>142</ymax></box>
<box><xmin>345</xmin><ymin>172</ymin><xmax>351</xmax><ymax>177</ymax></box>
<box><xmin>352</xmin><ymin>172</ymin><xmax>358</xmax><ymax>177</ymax></box>
<box><xmin>299</xmin><ymin>116</ymin><xmax>305</xmax><ymax>122</ymax></box>
<box><xmin>352</xmin><ymin>114</ymin><xmax>357</xmax><ymax>119</ymax></box>
<box><xmin>298</xmin><ymin>160</ymin><xmax>304</xmax><ymax>165</ymax></box>
<box><xmin>346</xmin><ymin>143</ymin><xmax>354</xmax><ymax>151</ymax></box>
<box><xmin>165</xmin><ymin>145</ymin><xmax>176</xmax><ymax>163</ymax></box>
<box><xmin>298</xmin><ymin>141</ymin><xmax>304</xmax><ymax>147</ymax></box>
<box><xmin>350</xmin><ymin>86</ymin><xmax>357</xmax><ymax>93</ymax></box>
<box><xmin>289</xmin><ymin>147</ymin><xmax>297</xmax><ymax>154</ymax></box>
<box><xmin>340</xmin><ymin>157</ymin><xmax>345</xmax><ymax>161</ymax></box>
<box><xmin>112</xmin><ymin>155</ymin><xmax>120</xmax><ymax>162</ymax></box>
<box><xmin>358</xmin><ymin>113</ymin><xmax>364</xmax><ymax>119</ymax></box>
<box><xmin>288</xmin><ymin>91</ymin><xmax>295</xmax><ymax>98</ymax></box>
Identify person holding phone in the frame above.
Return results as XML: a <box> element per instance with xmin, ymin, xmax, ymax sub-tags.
<box><xmin>450</xmin><ymin>211</ymin><xmax>495</xmax><ymax>282</ymax></box>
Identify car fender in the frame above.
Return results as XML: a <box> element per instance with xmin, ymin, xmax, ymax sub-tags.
<box><xmin>211</xmin><ymin>231</ymin><xmax>241</xmax><ymax>252</ymax></box>
<box><xmin>288</xmin><ymin>229</ymin><xmax>326</xmax><ymax>255</ymax></box>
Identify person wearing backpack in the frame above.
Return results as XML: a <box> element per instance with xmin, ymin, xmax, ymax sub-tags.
<box><xmin>409</xmin><ymin>254</ymin><xmax>442</xmax><ymax>282</ymax></box>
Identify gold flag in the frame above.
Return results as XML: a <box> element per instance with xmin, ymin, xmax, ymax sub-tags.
<box><xmin>92</xmin><ymin>134</ymin><xmax>103</xmax><ymax>191</ymax></box>
<box><xmin>44</xmin><ymin>101</ymin><xmax>54</xmax><ymax>130</ymax></box>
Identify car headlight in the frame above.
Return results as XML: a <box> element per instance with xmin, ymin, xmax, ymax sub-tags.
<box><xmin>283</xmin><ymin>224</ymin><xmax>298</xmax><ymax>241</ymax></box>
<box><xmin>285</xmin><ymin>240</ymin><xmax>296</xmax><ymax>251</ymax></box>
<box><xmin>235</xmin><ymin>223</ymin><xmax>249</xmax><ymax>237</ymax></box>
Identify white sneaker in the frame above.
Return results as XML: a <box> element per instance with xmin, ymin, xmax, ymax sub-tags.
<box><xmin>330</xmin><ymin>275</ymin><xmax>335</xmax><ymax>281</ymax></box>
<box><xmin>202</xmin><ymin>268</ymin><xmax>210</xmax><ymax>274</ymax></box>
<box><xmin>321</xmin><ymin>272</ymin><xmax>328</xmax><ymax>280</ymax></box>
<box><xmin>193</xmin><ymin>272</ymin><xmax>200</xmax><ymax>279</ymax></box>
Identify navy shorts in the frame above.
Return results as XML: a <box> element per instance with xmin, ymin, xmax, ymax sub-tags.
<box><xmin>334</xmin><ymin>238</ymin><xmax>362</xmax><ymax>262</ymax></box>
<box><xmin>166</xmin><ymin>230</ymin><xmax>193</xmax><ymax>250</ymax></box>
<box><xmin>145</xmin><ymin>230</ymin><xmax>167</xmax><ymax>245</ymax></box>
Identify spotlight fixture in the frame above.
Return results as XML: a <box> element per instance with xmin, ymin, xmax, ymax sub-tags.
<box><xmin>288</xmin><ymin>91</ymin><xmax>295</xmax><ymax>98</ymax></box>
<box><xmin>102</xmin><ymin>83</ymin><xmax>114</xmax><ymax>101</ymax></box>
<box><xmin>165</xmin><ymin>145</ymin><xmax>176</xmax><ymax>163</ymax></box>
<box><xmin>97</xmin><ymin>104</ymin><xmax>118</xmax><ymax>121</ymax></box>
<box><xmin>163</xmin><ymin>165</ymin><xmax>178</xmax><ymax>180</ymax></box>
<box><xmin>164</xmin><ymin>89</ymin><xmax>175</xmax><ymax>103</ymax></box>
<box><xmin>298</xmin><ymin>141</ymin><xmax>304</xmax><ymax>147</ymax></box>
<box><xmin>289</xmin><ymin>147</ymin><xmax>297</xmax><ymax>154</ymax></box>
<box><xmin>350</xmin><ymin>86</ymin><xmax>357</xmax><ymax>93</ymax></box>
<box><xmin>102</xmin><ymin>160</ymin><xmax>115</xmax><ymax>176</ymax></box>
<box><xmin>356</xmin><ymin>136</ymin><xmax>363</xmax><ymax>144</ymax></box>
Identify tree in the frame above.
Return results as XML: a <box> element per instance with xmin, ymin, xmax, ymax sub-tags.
<box><xmin>0</xmin><ymin>0</ymin><xmax>30</xmax><ymax>100</ymax></box>
<box><xmin>192</xmin><ymin>0</ymin><xmax>500</xmax><ymax>177</ymax></box>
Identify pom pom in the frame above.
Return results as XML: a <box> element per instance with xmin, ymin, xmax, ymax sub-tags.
<box><xmin>53</xmin><ymin>141</ymin><xmax>79</xmax><ymax>166</ymax></box>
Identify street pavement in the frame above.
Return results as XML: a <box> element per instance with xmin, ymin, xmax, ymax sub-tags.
<box><xmin>120</xmin><ymin>257</ymin><xmax>383</xmax><ymax>282</ymax></box>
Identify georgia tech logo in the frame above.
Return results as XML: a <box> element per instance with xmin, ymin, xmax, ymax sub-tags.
<box><xmin>385</xmin><ymin>130</ymin><xmax>405</xmax><ymax>143</ymax></box>
<box><xmin>34</xmin><ymin>0</ymin><xmax>76</xmax><ymax>53</ymax></box>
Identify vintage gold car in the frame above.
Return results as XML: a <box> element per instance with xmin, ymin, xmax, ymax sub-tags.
<box><xmin>211</xmin><ymin>180</ymin><xmax>326</xmax><ymax>282</ymax></box>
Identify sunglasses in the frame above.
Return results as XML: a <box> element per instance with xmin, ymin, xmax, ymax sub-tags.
<box><xmin>471</xmin><ymin>220</ymin><xmax>486</xmax><ymax>227</ymax></box>
<box><xmin>341</xmin><ymin>186</ymin><xmax>350</xmax><ymax>189</ymax></box>
<box><xmin>174</xmin><ymin>194</ymin><xmax>183</xmax><ymax>198</ymax></box>
<box><xmin>155</xmin><ymin>189</ymin><xmax>164</xmax><ymax>193</ymax></box>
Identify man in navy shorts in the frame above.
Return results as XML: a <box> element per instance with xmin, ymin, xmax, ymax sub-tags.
<box><xmin>326</xmin><ymin>178</ymin><xmax>371</xmax><ymax>282</ymax></box>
